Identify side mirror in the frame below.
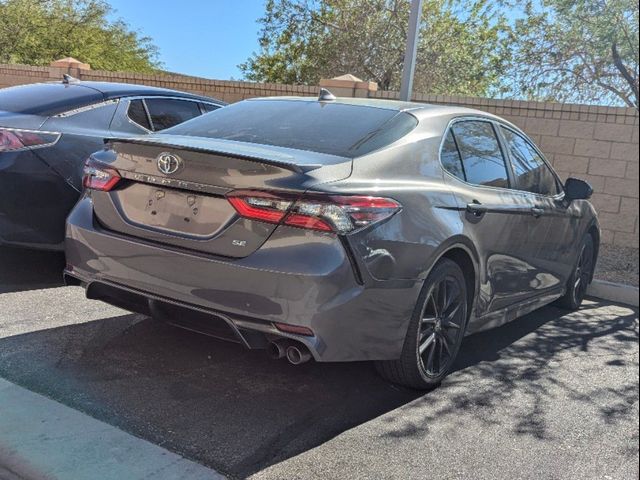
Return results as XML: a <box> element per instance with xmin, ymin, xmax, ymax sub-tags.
<box><xmin>564</xmin><ymin>177</ymin><xmax>593</xmax><ymax>201</ymax></box>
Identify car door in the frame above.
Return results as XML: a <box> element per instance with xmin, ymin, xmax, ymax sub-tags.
<box><xmin>441</xmin><ymin>118</ymin><xmax>543</xmax><ymax>316</ymax></box>
<box><xmin>498</xmin><ymin>125</ymin><xmax>580</xmax><ymax>291</ymax></box>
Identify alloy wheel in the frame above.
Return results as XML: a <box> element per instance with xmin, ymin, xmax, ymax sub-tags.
<box><xmin>418</xmin><ymin>276</ymin><xmax>466</xmax><ymax>377</ymax></box>
<box><xmin>573</xmin><ymin>244</ymin><xmax>593</xmax><ymax>304</ymax></box>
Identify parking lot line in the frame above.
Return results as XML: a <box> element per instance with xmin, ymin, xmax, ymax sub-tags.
<box><xmin>0</xmin><ymin>378</ymin><xmax>224</xmax><ymax>480</ymax></box>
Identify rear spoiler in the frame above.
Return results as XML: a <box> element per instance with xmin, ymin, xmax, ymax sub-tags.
<box><xmin>106</xmin><ymin>135</ymin><xmax>349</xmax><ymax>174</ymax></box>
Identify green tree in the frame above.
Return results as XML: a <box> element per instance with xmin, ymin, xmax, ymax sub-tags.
<box><xmin>240</xmin><ymin>0</ymin><xmax>510</xmax><ymax>97</ymax></box>
<box><xmin>510</xmin><ymin>0</ymin><xmax>639</xmax><ymax>107</ymax></box>
<box><xmin>0</xmin><ymin>0</ymin><xmax>161</xmax><ymax>72</ymax></box>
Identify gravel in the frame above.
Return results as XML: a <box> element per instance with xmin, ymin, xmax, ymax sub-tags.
<box><xmin>595</xmin><ymin>244</ymin><xmax>639</xmax><ymax>287</ymax></box>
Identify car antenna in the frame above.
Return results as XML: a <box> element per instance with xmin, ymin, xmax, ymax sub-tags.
<box><xmin>318</xmin><ymin>88</ymin><xmax>336</xmax><ymax>102</ymax></box>
<box><xmin>62</xmin><ymin>73</ymin><xmax>80</xmax><ymax>84</ymax></box>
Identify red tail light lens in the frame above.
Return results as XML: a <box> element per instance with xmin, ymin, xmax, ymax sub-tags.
<box><xmin>0</xmin><ymin>128</ymin><xmax>60</xmax><ymax>152</ymax></box>
<box><xmin>227</xmin><ymin>190</ymin><xmax>401</xmax><ymax>234</ymax></box>
<box><xmin>82</xmin><ymin>158</ymin><xmax>121</xmax><ymax>191</ymax></box>
<box><xmin>227</xmin><ymin>191</ymin><xmax>294</xmax><ymax>224</ymax></box>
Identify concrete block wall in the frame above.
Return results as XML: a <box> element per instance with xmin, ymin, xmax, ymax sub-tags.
<box><xmin>0</xmin><ymin>63</ymin><xmax>318</xmax><ymax>103</ymax></box>
<box><xmin>1</xmin><ymin>63</ymin><xmax>638</xmax><ymax>248</ymax></box>
<box><xmin>80</xmin><ymin>69</ymin><xmax>318</xmax><ymax>103</ymax></box>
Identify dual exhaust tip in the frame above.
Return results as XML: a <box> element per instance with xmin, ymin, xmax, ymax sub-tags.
<box><xmin>268</xmin><ymin>339</ymin><xmax>312</xmax><ymax>365</ymax></box>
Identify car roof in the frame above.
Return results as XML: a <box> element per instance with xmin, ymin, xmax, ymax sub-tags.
<box><xmin>0</xmin><ymin>80</ymin><xmax>225</xmax><ymax>117</ymax></box>
<box><xmin>247</xmin><ymin>96</ymin><xmax>506</xmax><ymax>123</ymax></box>
<box><xmin>247</xmin><ymin>96</ymin><xmax>426</xmax><ymax>111</ymax></box>
<box><xmin>73</xmin><ymin>81</ymin><xmax>224</xmax><ymax>104</ymax></box>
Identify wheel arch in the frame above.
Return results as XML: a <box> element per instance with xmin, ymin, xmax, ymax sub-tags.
<box><xmin>426</xmin><ymin>236</ymin><xmax>481</xmax><ymax>320</ymax></box>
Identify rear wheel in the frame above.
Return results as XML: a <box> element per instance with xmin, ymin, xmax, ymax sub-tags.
<box><xmin>556</xmin><ymin>234</ymin><xmax>595</xmax><ymax>310</ymax></box>
<box><xmin>376</xmin><ymin>259</ymin><xmax>469</xmax><ymax>390</ymax></box>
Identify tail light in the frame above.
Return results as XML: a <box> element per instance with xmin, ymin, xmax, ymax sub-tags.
<box><xmin>227</xmin><ymin>190</ymin><xmax>401</xmax><ymax>234</ymax></box>
<box><xmin>0</xmin><ymin>128</ymin><xmax>60</xmax><ymax>152</ymax></box>
<box><xmin>82</xmin><ymin>158</ymin><xmax>121</xmax><ymax>191</ymax></box>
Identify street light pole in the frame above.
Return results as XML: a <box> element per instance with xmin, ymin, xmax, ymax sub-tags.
<box><xmin>399</xmin><ymin>0</ymin><xmax>423</xmax><ymax>102</ymax></box>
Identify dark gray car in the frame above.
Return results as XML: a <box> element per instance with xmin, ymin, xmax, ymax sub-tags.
<box><xmin>0</xmin><ymin>79</ymin><xmax>224</xmax><ymax>250</ymax></box>
<box><xmin>64</xmin><ymin>96</ymin><xmax>599</xmax><ymax>389</ymax></box>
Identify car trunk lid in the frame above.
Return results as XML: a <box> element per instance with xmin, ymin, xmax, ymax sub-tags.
<box><xmin>91</xmin><ymin>135</ymin><xmax>352</xmax><ymax>258</ymax></box>
<box><xmin>0</xmin><ymin>110</ymin><xmax>48</xmax><ymax>130</ymax></box>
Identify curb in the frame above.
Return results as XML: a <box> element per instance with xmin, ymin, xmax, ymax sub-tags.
<box><xmin>588</xmin><ymin>280</ymin><xmax>639</xmax><ymax>307</ymax></box>
<box><xmin>0</xmin><ymin>378</ymin><xmax>226</xmax><ymax>480</ymax></box>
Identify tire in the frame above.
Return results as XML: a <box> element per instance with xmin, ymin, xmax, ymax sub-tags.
<box><xmin>376</xmin><ymin>258</ymin><xmax>469</xmax><ymax>390</ymax></box>
<box><xmin>555</xmin><ymin>234</ymin><xmax>595</xmax><ymax>311</ymax></box>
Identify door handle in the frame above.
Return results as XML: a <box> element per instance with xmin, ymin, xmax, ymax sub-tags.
<box><xmin>531</xmin><ymin>207</ymin><xmax>545</xmax><ymax>218</ymax></box>
<box><xmin>466</xmin><ymin>202</ymin><xmax>488</xmax><ymax>217</ymax></box>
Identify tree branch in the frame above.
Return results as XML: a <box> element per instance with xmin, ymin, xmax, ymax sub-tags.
<box><xmin>611</xmin><ymin>42</ymin><xmax>639</xmax><ymax>108</ymax></box>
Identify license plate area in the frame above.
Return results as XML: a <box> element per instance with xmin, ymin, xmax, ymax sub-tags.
<box><xmin>113</xmin><ymin>184</ymin><xmax>236</xmax><ymax>239</ymax></box>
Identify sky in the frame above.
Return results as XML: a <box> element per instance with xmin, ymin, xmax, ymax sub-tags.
<box><xmin>107</xmin><ymin>0</ymin><xmax>266</xmax><ymax>80</ymax></box>
<box><xmin>107</xmin><ymin>1</ymin><xmax>529</xmax><ymax>82</ymax></box>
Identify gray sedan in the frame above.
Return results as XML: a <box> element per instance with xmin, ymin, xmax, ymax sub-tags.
<box><xmin>64</xmin><ymin>95</ymin><xmax>599</xmax><ymax>389</ymax></box>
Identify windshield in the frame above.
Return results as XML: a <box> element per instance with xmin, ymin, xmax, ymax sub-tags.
<box><xmin>166</xmin><ymin>99</ymin><xmax>418</xmax><ymax>157</ymax></box>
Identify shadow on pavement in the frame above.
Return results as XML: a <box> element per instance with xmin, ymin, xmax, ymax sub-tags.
<box><xmin>0</xmin><ymin>246</ymin><xmax>637</xmax><ymax>478</ymax></box>
<box><xmin>379</xmin><ymin>298</ymin><xmax>639</xmax><ymax>444</ymax></box>
<box><xmin>0</xmin><ymin>246</ymin><xmax>65</xmax><ymax>294</ymax></box>
<box><xmin>0</xmin><ymin>315</ymin><xmax>420</xmax><ymax>478</ymax></box>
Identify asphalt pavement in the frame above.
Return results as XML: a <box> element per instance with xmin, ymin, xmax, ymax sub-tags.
<box><xmin>0</xmin><ymin>246</ymin><xmax>638</xmax><ymax>480</ymax></box>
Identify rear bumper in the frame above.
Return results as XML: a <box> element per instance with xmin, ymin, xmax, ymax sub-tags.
<box><xmin>65</xmin><ymin>197</ymin><xmax>422</xmax><ymax>361</ymax></box>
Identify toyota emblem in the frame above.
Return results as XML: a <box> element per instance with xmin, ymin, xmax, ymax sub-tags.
<box><xmin>156</xmin><ymin>152</ymin><xmax>183</xmax><ymax>175</ymax></box>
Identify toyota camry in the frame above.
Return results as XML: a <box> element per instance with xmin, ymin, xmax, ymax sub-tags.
<box><xmin>64</xmin><ymin>93</ymin><xmax>599</xmax><ymax>389</ymax></box>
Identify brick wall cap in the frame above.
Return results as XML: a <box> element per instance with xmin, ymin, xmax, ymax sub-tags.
<box><xmin>319</xmin><ymin>74</ymin><xmax>378</xmax><ymax>92</ymax></box>
<box><xmin>331</xmin><ymin>74</ymin><xmax>363</xmax><ymax>82</ymax></box>
<box><xmin>50</xmin><ymin>57</ymin><xmax>90</xmax><ymax>70</ymax></box>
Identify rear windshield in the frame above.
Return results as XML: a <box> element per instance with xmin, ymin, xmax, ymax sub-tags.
<box><xmin>0</xmin><ymin>83</ymin><xmax>103</xmax><ymax>116</ymax></box>
<box><xmin>166</xmin><ymin>99</ymin><xmax>418</xmax><ymax>157</ymax></box>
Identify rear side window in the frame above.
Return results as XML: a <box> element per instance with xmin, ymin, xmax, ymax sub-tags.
<box><xmin>501</xmin><ymin>127</ymin><xmax>561</xmax><ymax>196</ymax></box>
<box><xmin>127</xmin><ymin>99</ymin><xmax>151</xmax><ymax>130</ymax></box>
<box><xmin>165</xmin><ymin>99</ymin><xmax>418</xmax><ymax>157</ymax></box>
<box><xmin>451</xmin><ymin>121</ymin><xmax>510</xmax><ymax>188</ymax></box>
<box><xmin>440</xmin><ymin>130</ymin><xmax>465</xmax><ymax>180</ymax></box>
<box><xmin>200</xmin><ymin>103</ymin><xmax>221</xmax><ymax>113</ymax></box>
<box><xmin>145</xmin><ymin>98</ymin><xmax>202</xmax><ymax>131</ymax></box>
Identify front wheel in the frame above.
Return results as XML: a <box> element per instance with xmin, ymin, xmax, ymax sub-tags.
<box><xmin>376</xmin><ymin>258</ymin><xmax>469</xmax><ymax>390</ymax></box>
<box><xmin>556</xmin><ymin>234</ymin><xmax>595</xmax><ymax>311</ymax></box>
